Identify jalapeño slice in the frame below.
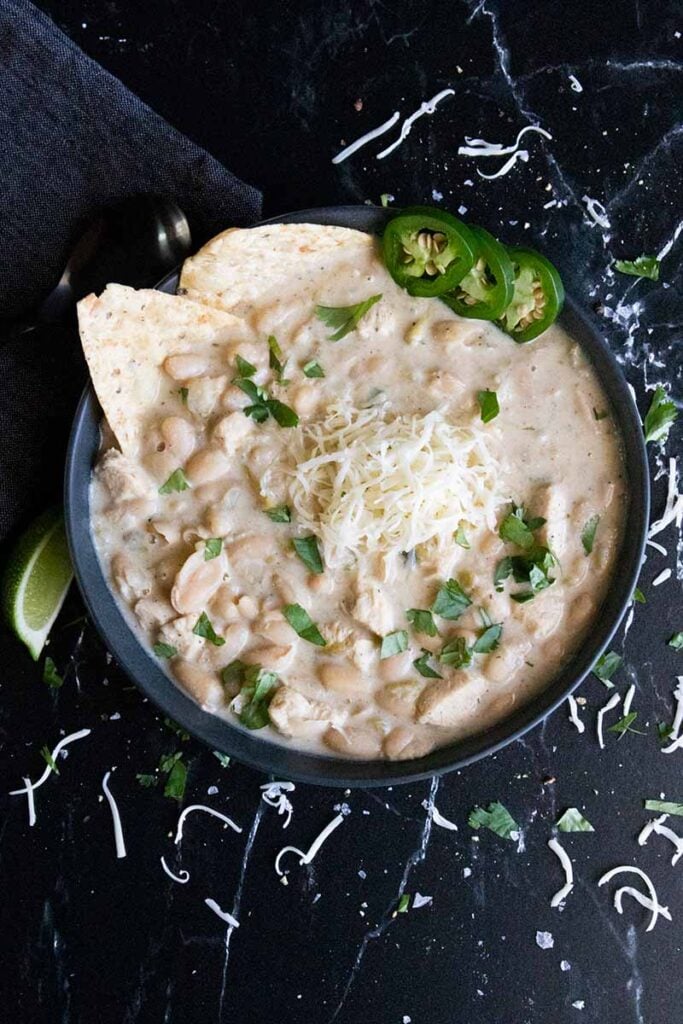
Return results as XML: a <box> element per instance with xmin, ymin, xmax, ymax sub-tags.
<box><xmin>441</xmin><ymin>225</ymin><xmax>515</xmax><ymax>320</ymax></box>
<box><xmin>382</xmin><ymin>207</ymin><xmax>476</xmax><ymax>297</ymax></box>
<box><xmin>499</xmin><ymin>247</ymin><xmax>564</xmax><ymax>343</ymax></box>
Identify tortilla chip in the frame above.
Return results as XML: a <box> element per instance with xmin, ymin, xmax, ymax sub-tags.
<box><xmin>179</xmin><ymin>223</ymin><xmax>375</xmax><ymax>315</ymax></box>
<box><xmin>78</xmin><ymin>284</ymin><xmax>249</xmax><ymax>457</ymax></box>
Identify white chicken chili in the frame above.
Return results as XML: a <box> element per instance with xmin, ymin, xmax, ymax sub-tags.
<box><xmin>83</xmin><ymin>223</ymin><xmax>626</xmax><ymax>761</ymax></box>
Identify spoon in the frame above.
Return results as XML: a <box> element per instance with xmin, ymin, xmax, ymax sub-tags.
<box><xmin>11</xmin><ymin>195</ymin><xmax>192</xmax><ymax>335</ymax></box>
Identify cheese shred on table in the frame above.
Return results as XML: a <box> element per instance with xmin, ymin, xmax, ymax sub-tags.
<box><xmin>289</xmin><ymin>404</ymin><xmax>501</xmax><ymax>567</ymax></box>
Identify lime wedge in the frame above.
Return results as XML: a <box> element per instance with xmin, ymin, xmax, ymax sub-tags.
<box><xmin>2</xmin><ymin>507</ymin><xmax>74</xmax><ymax>660</ymax></box>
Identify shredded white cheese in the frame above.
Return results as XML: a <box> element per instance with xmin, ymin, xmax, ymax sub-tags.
<box><xmin>160</xmin><ymin>855</ymin><xmax>190</xmax><ymax>884</ymax></box>
<box><xmin>275</xmin><ymin>813</ymin><xmax>344</xmax><ymax>876</ymax></box>
<box><xmin>430</xmin><ymin>805</ymin><xmax>459</xmax><ymax>831</ymax></box>
<box><xmin>457</xmin><ymin>125</ymin><xmax>551</xmax><ymax>179</ymax></box>
<box><xmin>647</xmin><ymin>539</ymin><xmax>668</xmax><ymax>556</ymax></box>
<box><xmin>638</xmin><ymin>814</ymin><xmax>683</xmax><ymax>866</ymax></box>
<box><xmin>10</xmin><ymin>728</ymin><xmax>92</xmax><ymax>826</ymax></box>
<box><xmin>260</xmin><ymin>781</ymin><xmax>295</xmax><ymax>829</ymax></box>
<box><xmin>598</xmin><ymin>865</ymin><xmax>671</xmax><ymax>931</ymax></box>
<box><xmin>567</xmin><ymin>695</ymin><xmax>585</xmax><ymax>734</ymax></box>
<box><xmin>174</xmin><ymin>804</ymin><xmax>243</xmax><ymax>845</ymax></box>
<box><xmin>662</xmin><ymin>678</ymin><xmax>683</xmax><ymax>754</ymax></box>
<box><xmin>290</xmin><ymin>404</ymin><xmax>502</xmax><ymax>568</ymax></box>
<box><xmin>376</xmin><ymin>89</ymin><xmax>455</xmax><ymax>160</ymax></box>
<box><xmin>652</xmin><ymin>568</ymin><xmax>672</xmax><ymax>587</ymax></box>
<box><xmin>568</xmin><ymin>74</ymin><xmax>583</xmax><ymax>93</ymax></box>
<box><xmin>548</xmin><ymin>837</ymin><xmax>574</xmax><ymax>907</ymax></box>
<box><xmin>623</xmin><ymin>684</ymin><xmax>636</xmax><ymax>718</ymax></box>
<box><xmin>597</xmin><ymin>692</ymin><xmax>622</xmax><ymax>749</ymax></box>
<box><xmin>649</xmin><ymin>458</ymin><xmax>682</xmax><ymax>540</ymax></box>
<box><xmin>204</xmin><ymin>897</ymin><xmax>239</xmax><ymax>929</ymax></box>
<box><xmin>101</xmin><ymin>771</ymin><xmax>127</xmax><ymax>859</ymax></box>
<box><xmin>331</xmin><ymin>111</ymin><xmax>400</xmax><ymax>165</ymax></box>
<box><xmin>582</xmin><ymin>196</ymin><xmax>611</xmax><ymax>230</ymax></box>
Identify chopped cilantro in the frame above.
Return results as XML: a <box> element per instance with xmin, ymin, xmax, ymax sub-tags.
<box><xmin>498</xmin><ymin>503</ymin><xmax>545</xmax><ymax>551</ymax></box>
<box><xmin>472</xmin><ymin>623</ymin><xmax>502</xmax><ymax>654</ymax></box>
<box><xmin>668</xmin><ymin>632</ymin><xmax>683</xmax><ymax>651</ymax></box>
<box><xmin>43</xmin><ymin>656</ymin><xmax>63</xmax><ymax>689</ymax></box>
<box><xmin>235</xmin><ymin>354</ymin><xmax>257</xmax><ymax>377</ymax></box>
<box><xmin>556</xmin><ymin>808</ymin><xmax>594</xmax><ymax>832</ymax></box>
<box><xmin>643</xmin><ymin>385</ymin><xmax>677</xmax><ymax>445</ymax></box>
<box><xmin>292</xmin><ymin>535</ymin><xmax>324</xmax><ymax>574</ymax></box>
<box><xmin>264</xmin><ymin>503</ymin><xmax>292</xmax><ymax>523</ymax></box>
<box><xmin>454</xmin><ymin>525</ymin><xmax>470</xmax><ymax>548</ymax></box>
<box><xmin>413</xmin><ymin>649</ymin><xmax>442</xmax><ymax>679</ymax></box>
<box><xmin>153</xmin><ymin>642</ymin><xmax>178</xmax><ymax>659</ymax></box>
<box><xmin>315</xmin><ymin>294</ymin><xmax>382</xmax><ymax>341</ymax></box>
<box><xmin>614</xmin><ymin>255</ymin><xmax>660</xmax><ymax>281</ymax></box>
<box><xmin>477</xmin><ymin>389</ymin><xmax>500</xmax><ymax>424</ymax></box>
<box><xmin>397</xmin><ymin>893</ymin><xmax>410</xmax><ymax>913</ymax></box>
<box><xmin>468</xmin><ymin>801</ymin><xmax>519</xmax><ymax>840</ymax></box>
<box><xmin>283</xmin><ymin>604</ymin><xmax>327</xmax><ymax>646</ymax></box>
<box><xmin>439</xmin><ymin>636</ymin><xmax>472</xmax><ymax>669</ymax></box>
<box><xmin>303</xmin><ymin>360</ymin><xmax>325</xmax><ymax>378</ymax></box>
<box><xmin>633</xmin><ymin>588</ymin><xmax>646</xmax><ymax>604</ymax></box>
<box><xmin>268</xmin><ymin>335</ymin><xmax>288</xmax><ymax>384</ymax></box>
<box><xmin>159</xmin><ymin>468</ymin><xmax>190</xmax><ymax>494</ymax></box>
<box><xmin>164</xmin><ymin>757</ymin><xmax>188</xmax><ymax>801</ymax></box>
<box><xmin>380</xmin><ymin>630</ymin><xmax>409</xmax><ymax>660</ymax></box>
<box><xmin>40</xmin><ymin>745</ymin><xmax>59</xmax><ymax>774</ymax></box>
<box><xmin>406</xmin><ymin>609</ymin><xmax>438</xmax><ymax>637</ymax></box>
<box><xmin>581</xmin><ymin>514</ymin><xmax>600</xmax><ymax>555</ymax></box>
<box><xmin>192</xmin><ymin>611</ymin><xmax>225</xmax><ymax>646</ymax></box>
<box><xmin>644</xmin><ymin>799</ymin><xmax>683</xmax><ymax>817</ymax></box>
<box><xmin>608</xmin><ymin>711</ymin><xmax>643</xmax><ymax>737</ymax></box>
<box><xmin>204</xmin><ymin>537</ymin><xmax>223</xmax><ymax>560</ymax></box>
<box><xmin>213</xmin><ymin>751</ymin><xmax>231</xmax><ymax>768</ymax></box>
<box><xmin>136</xmin><ymin>773</ymin><xmax>158</xmax><ymax>788</ymax></box>
<box><xmin>593</xmin><ymin>650</ymin><xmax>622</xmax><ymax>685</ymax></box>
<box><xmin>238</xmin><ymin>665</ymin><xmax>279</xmax><ymax>730</ymax></box>
<box><xmin>431</xmin><ymin>578</ymin><xmax>472</xmax><ymax>621</ymax></box>
<box><xmin>179</xmin><ymin>386</ymin><xmax>189</xmax><ymax>405</ymax></box>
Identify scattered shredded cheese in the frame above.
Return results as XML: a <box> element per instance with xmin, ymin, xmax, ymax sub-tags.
<box><xmin>548</xmin><ymin>837</ymin><xmax>574</xmax><ymax>907</ymax></box>
<box><xmin>260</xmin><ymin>781</ymin><xmax>295</xmax><ymax>829</ymax></box>
<box><xmin>477</xmin><ymin>149</ymin><xmax>530</xmax><ymax>180</ymax></box>
<box><xmin>581</xmin><ymin>196</ymin><xmax>611</xmax><ymax>230</ymax></box>
<box><xmin>430</xmin><ymin>806</ymin><xmax>459</xmax><ymax>831</ymax></box>
<box><xmin>174</xmin><ymin>804</ymin><xmax>243</xmax><ymax>845</ymax></box>
<box><xmin>101</xmin><ymin>771</ymin><xmax>127</xmax><ymax>859</ymax></box>
<box><xmin>638</xmin><ymin>814</ymin><xmax>683</xmax><ymax>866</ymax></box>
<box><xmin>649</xmin><ymin>458</ymin><xmax>682</xmax><ymax>540</ymax></box>
<box><xmin>376</xmin><ymin>89</ymin><xmax>455</xmax><ymax>160</ymax></box>
<box><xmin>623</xmin><ymin>684</ymin><xmax>636</xmax><ymax>718</ymax></box>
<box><xmin>160</xmin><ymin>855</ymin><xmax>190</xmax><ymax>884</ymax></box>
<box><xmin>290</xmin><ymin>404</ymin><xmax>502</xmax><ymax>568</ymax></box>
<box><xmin>568</xmin><ymin>74</ymin><xmax>583</xmax><ymax>93</ymax></box>
<box><xmin>597</xmin><ymin>692</ymin><xmax>622</xmax><ymax>749</ymax></box>
<box><xmin>652</xmin><ymin>568</ymin><xmax>672</xmax><ymax>587</ymax></box>
<box><xmin>567</xmin><ymin>695</ymin><xmax>585</xmax><ymax>734</ymax></box>
<box><xmin>204</xmin><ymin>898</ymin><xmax>239</xmax><ymax>929</ymax></box>
<box><xmin>647</xmin><ymin>539</ymin><xmax>668</xmax><ymax>556</ymax></box>
<box><xmin>662</xmin><ymin>678</ymin><xmax>683</xmax><ymax>754</ymax></box>
<box><xmin>10</xmin><ymin>728</ymin><xmax>92</xmax><ymax>826</ymax></box>
<box><xmin>331</xmin><ymin>111</ymin><xmax>400</xmax><ymax>165</ymax></box>
<box><xmin>598</xmin><ymin>865</ymin><xmax>671</xmax><ymax>931</ymax></box>
<box><xmin>275</xmin><ymin>814</ymin><xmax>344</xmax><ymax>876</ymax></box>
<box><xmin>457</xmin><ymin>125</ymin><xmax>551</xmax><ymax>179</ymax></box>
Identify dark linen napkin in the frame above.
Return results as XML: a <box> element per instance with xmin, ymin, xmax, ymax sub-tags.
<box><xmin>0</xmin><ymin>0</ymin><xmax>262</xmax><ymax>541</ymax></box>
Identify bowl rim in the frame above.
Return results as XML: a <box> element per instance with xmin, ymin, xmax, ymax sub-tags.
<box><xmin>64</xmin><ymin>204</ymin><xmax>650</xmax><ymax>788</ymax></box>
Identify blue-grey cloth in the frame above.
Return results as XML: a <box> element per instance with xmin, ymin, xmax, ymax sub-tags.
<box><xmin>0</xmin><ymin>0</ymin><xmax>262</xmax><ymax>539</ymax></box>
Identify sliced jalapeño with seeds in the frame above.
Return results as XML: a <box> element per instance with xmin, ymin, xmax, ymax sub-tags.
<box><xmin>499</xmin><ymin>247</ymin><xmax>564</xmax><ymax>342</ymax></box>
<box><xmin>441</xmin><ymin>225</ymin><xmax>515</xmax><ymax>321</ymax></box>
<box><xmin>382</xmin><ymin>207</ymin><xmax>476</xmax><ymax>297</ymax></box>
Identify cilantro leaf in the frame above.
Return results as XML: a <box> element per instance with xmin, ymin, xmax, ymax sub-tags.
<box><xmin>292</xmin><ymin>535</ymin><xmax>324</xmax><ymax>574</ymax></box>
<box><xmin>431</xmin><ymin>578</ymin><xmax>472</xmax><ymax>621</ymax></box>
<box><xmin>136</xmin><ymin>773</ymin><xmax>158</xmax><ymax>788</ymax></box>
<box><xmin>454</xmin><ymin>525</ymin><xmax>470</xmax><ymax>548</ymax></box>
<box><xmin>43</xmin><ymin>656</ymin><xmax>63</xmax><ymax>689</ymax></box>
<box><xmin>192</xmin><ymin>611</ymin><xmax>225</xmax><ymax>646</ymax></box>
<box><xmin>213</xmin><ymin>751</ymin><xmax>231</xmax><ymax>767</ymax></box>
<box><xmin>40</xmin><ymin>745</ymin><xmax>59</xmax><ymax>774</ymax></box>
<box><xmin>264</xmin><ymin>504</ymin><xmax>291</xmax><ymax>523</ymax></box>
<box><xmin>413</xmin><ymin>649</ymin><xmax>442</xmax><ymax>679</ymax></box>
<box><xmin>238</xmin><ymin>665</ymin><xmax>279</xmax><ymax>730</ymax></box>
<box><xmin>644</xmin><ymin>799</ymin><xmax>683</xmax><ymax>817</ymax></box>
<box><xmin>477</xmin><ymin>389</ymin><xmax>500</xmax><ymax>424</ymax></box>
<box><xmin>472</xmin><ymin>623</ymin><xmax>502</xmax><ymax>654</ymax></box>
<box><xmin>614</xmin><ymin>255</ymin><xmax>660</xmax><ymax>281</ymax></box>
<box><xmin>179</xmin><ymin>386</ymin><xmax>189</xmax><ymax>404</ymax></box>
<box><xmin>593</xmin><ymin>650</ymin><xmax>622</xmax><ymax>685</ymax></box>
<box><xmin>406</xmin><ymin>609</ymin><xmax>438</xmax><ymax>637</ymax></box>
<box><xmin>315</xmin><ymin>294</ymin><xmax>382</xmax><ymax>341</ymax></box>
<box><xmin>153</xmin><ymin>641</ymin><xmax>178</xmax><ymax>659</ymax></box>
<box><xmin>381</xmin><ymin>630</ymin><xmax>409</xmax><ymax>660</ymax></box>
<box><xmin>163</xmin><ymin>717</ymin><xmax>190</xmax><ymax>741</ymax></box>
<box><xmin>633</xmin><ymin>587</ymin><xmax>646</xmax><ymax>604</ymax></box>
<box><xmin>164</xmin><ymin>757</ymin><xmax>188</xmax><ymax>801</ymax></box>
<box><xmin>283</xmin><ymin>604</ymin><xmax>327</xmax><ymax>646</ymax></box>
<box><xmin>268</xmin><ymin>335</ymin><xmax>288</xmax><ymax>384</ymax></box>
<box><xmin>556</xmin><ymin>807</ymin><xmax>594</xmax><ymax>832</ymax></box>
<box><xmin>303</xmin><ymin>360</ymin><xmax>325</xmax><ymax>378</ymax></box>
<box><xmin>235</xmin><ymin>354</ymin><xmax>257</xmax><ymax>377</ymax></box>
<box><xmin>644</xmin><ymin>385</ymin><xmax>678</xmax><ymax>445</ymax></box>
<box><xmin>397</xmin><ymin>893</ymin><xmax>410</xmax><ymax>913</ymax></box>
<box><xmin>439</xmin><ymin>636</ymin><xmax>472</xmax><ymax>669</ymax></box>
<box><xmin>204</xmin><ymin>537</ymin><xmax>223</xmax><ymax>560</ymax></box>
<box><xmin>468</xmin><ymin>801</ymin><xmax>519</xmax><ymax>840</ymax></box>
<box><xmin>267</xmin><ymin>398</ymin><xmax>299</xmax><ymax>428</ymax></box>
<box><xmin>668</xmin><ymin>632</ymin><xmax>683</xmax><ymax>651</ymax></box>
<box><xmin>608</xmin><ymin>711</ymin><xmax>643</xmax><ymax>737</ymax></box>
<box><xmin>581</xmin><ymin>514</ymin><xmax>600</xmax><ymax>555</ymax></box>
<box><xmin>498</xmin><ymin>503</ymin><xmax>544</xmax><ymax>550</ymax></box>
<box><xmin>159</xmin><ymin>468</ymin><xmax>190</xmax><ymax>494</ymax></box>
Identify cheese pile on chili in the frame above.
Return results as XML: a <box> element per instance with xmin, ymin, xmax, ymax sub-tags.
<box><xmin>289</xmin><ymin>403</ymin><xmax>502</xmax><ymax>567</ymax></box>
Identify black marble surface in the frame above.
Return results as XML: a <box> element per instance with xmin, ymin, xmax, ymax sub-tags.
<box><xmin>2</xmin><ymin>2</ymin><xmax>682</xmax><ymax>1022</ymax></box>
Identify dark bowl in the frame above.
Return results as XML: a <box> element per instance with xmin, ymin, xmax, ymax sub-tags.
<box><xmin>64</xmin><ymin>205</ymin><xmax>649</xmax><ymax>787</ymax></box>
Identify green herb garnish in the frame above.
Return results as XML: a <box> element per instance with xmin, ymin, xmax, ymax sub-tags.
<box><xmin>204</xmin><ymin>537</ymin><xmax>223</xmax><ymax>560</ymax></box>
<box><xmin>292</xmin><ymin>535</ymin><xmax>324</xmax><ymax>574</ymax></box>
<box><xmin>406</xmin><ymin>609</ymin><xmax>438</xmax><ymax>637</ymax></box>
<box><xmin>472</xmin><ymin>623</ymin><xmax>502</xmax><ymax>654</ymax></box>
<box><xmin>477</xmin><ymin>389</ymin><xmax>500</xmax><ymax>424</ymax></box>
<box><xmin>235</xmin><ymin>354</ymin><xmax>257</xmax><ymax>377</ymax></box>
<box><xmin>381</xmin><ymin>630</ymin><xmax>409</xmax><ymax>660</ymax></box>
<box><xmin>153</xmin><ymin>642</ymin><xmax>178</xmax><ymax>659</ymax></box>
<box><xmin>233</xmin><ymin>377</ymin><xmax>299</xmax><ymax>428</ymax></box>
<box><xmin>283</xmin><ymin>604</ymin><xmax>327</xmax><ymax>646</ymax></box>
<box><xmin>413</xmin><ymin>649</ymin><xmax>442</xmax><ymax>679</ymax></box>
<box><xmin>593</xmin><ymin>650</ymin><xmax>622</xmax><ymax>685</ymax></box>
<box><xmin>179</xmin><ymin>386</ymin><xmax>189</xmax><ymax>404</ymax></box>
<box><xmin>644</xmin><ymin>385</ymin><xmax>677</xmax><ymax>444</ymax></box>
<box><xmin>608</xmin><ymin>711</ymin><xmax>643</xmax><ymax>737</ymax></box>
<box><xmin>397</xmin><ymin>893</ymin><xmax>410</xmax><ymax>913</ymax></box>
<box><xmin>303</xmin><ymin>360</ymin><xmax>325</xmax><ymax>378</ymax></box>
<box><xmin>264</xmin><ymin>504</ymin><xmax>292</xmax><ymax>523</ymax></box>
<box><xmin>668</xmin><ymin>632</ymin><xmax>683</xmax><ymax>651</ymax></box>
<box><xmin>380</xmin><ymin>193</ymin><xmax>392</xmax><ymax>208</ymax></box>
<box><xmin>163</xmin><ymin>717</ymin><xmax>190</xmax><ymax>741</ymax></box>
<box><xmin>159</xmin><ymin>468</ymin><xmax>190</xmax><ymax>494</ymax></box>
<box><xmin>633</xmin><ymin>588</ymin><xmax>646</xmax><ymax>604</ymax></box>
<box><xmin>593</xmin><ymin>407</ymin><xmax>608</xmax><ymax>421</ymax></box>
<box><xmin>581</xmin><ymin>514</ymin><xmax>600</xmax><ymax>555</ymax></box>
<box><xmin>163</xmin><ymin>756</ymin><xmax>188</xmax><ymax>801</ymax></box>
<box><xmin>43</xmin><ymin>656</ymin><xmax>63</xmax><ymax>689</ymax></box>
<box><xmin>268</xmin><ymin>335</ymin><xmax>288</xmax><ymax>384</ymax></box>
<box><xmin>238</xmin><ymin>665</ymin><xmax>279</xmax><ymax>730</ymax></box>
<box><xmin>431</xmin><ymin>578</ymin><xmax>472</xmax><ymax>621</ymax></box>
<box><xmin>498</xmin><ymin>503</ymin><xmax>545</xmax><ymax>551</ymax></box>
<box><xmin>468</xmin><ymin>801</ymin><xmax>519</xmax><ymax>840</ymax></box>
<box><xmin>454</xmin><ymin>525</ymin><xmax>470</xmax><ymax>548</ymax></box>
<box><xmin>40</xmin><ymin>745</ymin><xmax>59</xmax><ymax>774</ymax></box>
<box><xmin>213</xmin><ymin>751</ymin><xmax>231</xmax><ymax>767</ymax></box>
<box><xmin>657</xmin><ymin>722</ymin><xmax>673</xmax><ymax>743</ymax></box>
<box><xmin>315</xmin><ymin>294</ymin><xmax>382</xmax><ymax>342</ymax></box>
<box><xmin>614</xmin><ymin>255</ymin><xmax>660</xmax><ymax>281</ymax></box>
<box><xmin>192</xmin><ymin>611</ymin><xmax>225</xmax><ymax>646</ymax></box>
<box><xmin>136</xmin><ymin>773</ymin><xmax>158</xmax><ymax>788</ymax></box>
<box><xmin>439</xmin><ymin>636</ymin><xmax>472</xmax><ymax>669</ymax></box>
<box><xmin>556</xmin><ymin>807</ymin><xmax>594</xmax><ymax>832</ymax></box>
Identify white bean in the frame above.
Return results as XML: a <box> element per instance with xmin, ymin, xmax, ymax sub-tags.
<box><xmin>383</xmin><ymin>726</ymin><xmax>434</xmax><ymax>761</ymax></box>
<box><xmin>323</xmin><ymin>725</ymin><xmax>382</xmax><ymax>758</ymax></box>
<box><xmin>318</xmin><ymin>661</ymin><xmax>367</xmax><ymax>697</ymax></box>
<box><xmin>376</xmin><ymin>681</ymin><xmax>421</xmax><ymax>717</ymax></box>
<box><xmin>171</xmin><ymin>549</ymin><xmax>226</xmax><ymax>615</ymax></box>
<box><xmin>186</xmin><ymin>448</ymin><xmax>231</xmax><ymax>486</ymax></box>
<box><xmin>173</xmin><ymin>661</ymin><xmax>224</xmax><ymax>712</ymax></box>
<box><xmin>378</xmin><ymin>649</ymin><xmax>414</xmax><ymax>683</ymax></box>
<box><xmin>242</xmin><ymin>643</ymin><xmax>295</xmax><ymax>672</ymax></box>
<box><xmin>160</xmin><ymin>417</ymin><xmax>195</xmax><ymax>463</ymax></box>
<box><xmin>416</xmin><ymin>673</ymin><xmax>488</xmax><ymax>728</ymax></box>
<box><xmin>164</xmin><ymin>354</ymin><xmax>208</xmax><ymax>381</ymax></box>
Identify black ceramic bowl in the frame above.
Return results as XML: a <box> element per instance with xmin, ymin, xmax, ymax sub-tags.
<box><xmin>64</xmin><ymin>205</ymin><xmax>649</xmax><ymax>787</ymax></box>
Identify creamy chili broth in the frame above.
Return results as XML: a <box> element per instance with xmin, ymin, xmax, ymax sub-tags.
<box><xmin>88</xmin><ymin>229</ymin><xmax>626</xmax><ymax>761</ymax></box>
